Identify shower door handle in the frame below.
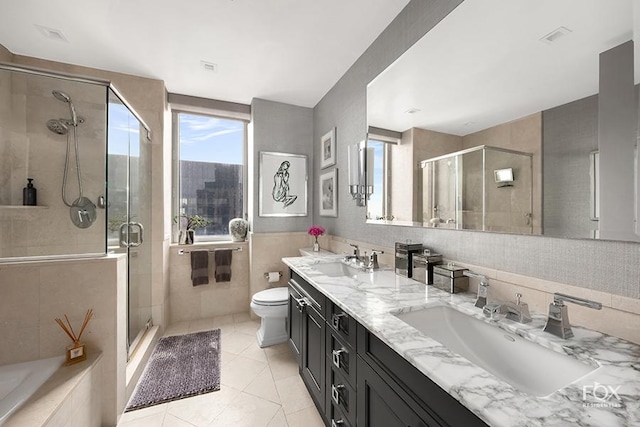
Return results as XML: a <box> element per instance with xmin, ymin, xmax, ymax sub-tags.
<box><xmin>119</xmin><ymin>222</ymin><xmax>144</xmax><ymax>247</ymax></box>
<box><xmin>129</xmin><ymin>222</ymin><xmax>144</xmax><ymax>247</ymax></box>
<box><xmin>119</xmin><ymin>223</ymin><xmax>129</xmax><ymax>248</ymax></box>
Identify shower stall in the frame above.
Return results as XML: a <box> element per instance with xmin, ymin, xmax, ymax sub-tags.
<box><xmin>0</xmin><ymin>63</ymin><xmax>153</xmax><ymax>356</ymax></box>
<box><xmin>420</xmin><ymin>145</ymin><xmax>533</xmax><ymax>234</ymax></box>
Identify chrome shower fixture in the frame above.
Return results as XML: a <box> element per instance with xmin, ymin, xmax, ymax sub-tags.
<box><xmin>46</xmin><ymin>118</ymin><xmax>69</xmax><ymax>135</ymax></box>
<box><xmin>52</xmin><ymin>90</ymin><xmax>80</xmax><ymax>126</ymax></box>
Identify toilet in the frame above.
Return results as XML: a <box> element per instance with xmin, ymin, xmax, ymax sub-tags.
<box><xmin>250</xmin><ymin>287</ymin><xmax>289</xmax><ymax>347</ymax></box>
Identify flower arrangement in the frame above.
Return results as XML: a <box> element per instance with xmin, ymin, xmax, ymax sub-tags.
<box><xmin>307</xmin><ymin>225</ymin><xmax>325</xmax><ymax>237</ymax></box>
<box><xmin>308</xmin><ymin>225</ymin><xmax>325</xmax><ymax>252</ymax></box>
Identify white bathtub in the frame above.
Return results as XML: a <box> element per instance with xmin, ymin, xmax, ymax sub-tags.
<box><xmin>0</xmin><ymin>356</ymin><xmax>65</xmax><ymax>425</ymax></box>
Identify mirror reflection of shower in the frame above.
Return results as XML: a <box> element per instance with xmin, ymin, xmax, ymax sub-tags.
<box><xmin>46</xmin><ymin>90</ymin><xmax>96</xmax><ymax>228</ymax></box>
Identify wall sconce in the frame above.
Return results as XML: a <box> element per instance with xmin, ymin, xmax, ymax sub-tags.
<box><xmin>494</xmin><ymin>168</ymin><xmax>514</xmax><ymax>187</ymax></box>
<box><xmin>348</xmin><ymin>141</ymin><xmax>374</xmax><ymax>206</ymax></box>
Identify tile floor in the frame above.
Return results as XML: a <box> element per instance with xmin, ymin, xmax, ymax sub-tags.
<box><xmin>117</xmin><ymin>313</ymin><xmax>325</xmax><ymax>427</ymax></box>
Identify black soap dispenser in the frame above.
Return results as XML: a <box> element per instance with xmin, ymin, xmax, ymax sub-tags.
<box><xmin>23</xmin><ymin>178</ymin><xmax>37</xmax><ymax>206</ymax></box>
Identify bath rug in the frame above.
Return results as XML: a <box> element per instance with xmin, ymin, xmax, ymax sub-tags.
<box><xmin>125</xmin><ymin>329</ymin><xmax>221</xmax><ymax>411</ymax></box>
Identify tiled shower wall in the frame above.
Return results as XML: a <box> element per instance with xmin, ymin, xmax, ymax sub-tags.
<box><xmin>312</xmin><ymin>0</ymin><xmax>640</xmax><ymax>300</ymax></box>
<box><xmin>0</xmin><ymin>71</ymin><xmax>106</xmax><ymax>257</ymax></box>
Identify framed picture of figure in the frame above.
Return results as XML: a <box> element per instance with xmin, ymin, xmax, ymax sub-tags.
<box><xmin>320</xmin><ymin>128</ymin><xmax>336</xmax><ymax>169</ymax></box>
<box><xmin>259</xmin><ymin>152</ymin><xmax>308</xmax><ymax>217</ymax></box>
<box><xmin>319</xmin><ymin>169</ymin><xmax>338</xmax><ymax>217</ymax></box>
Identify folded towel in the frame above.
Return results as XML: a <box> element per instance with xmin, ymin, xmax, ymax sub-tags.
<box><xmin>190</xmin><ymin>250</ymin><xmax>210</xmax><ymax>286</ymax></box>
<box><xmin>215</xmin><ymin>249</ymin><xmax>233</xmax><ymax>282</ymax></box>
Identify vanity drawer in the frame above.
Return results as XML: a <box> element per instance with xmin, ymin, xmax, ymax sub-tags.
<box><xmin>326</xmin><ymin>329</ymin><xmax>356</xmax><ymax>387</ymax></box>
<box><xmin>290</xmin><ymin>270</ymin><xmax>325</xmax><ymax>312</ymax></box>
<box><xmin>328</xmin><ymin>366</ymin><xmax>356</xmax><ymax>427</ymax></box>
<box><xmin>328</xmin><ymin>399</ymin><xmax>353</xmax><ymax>427</ymax></box>
<box><xmin>328</xmin><ymin>302</ymin><xmax>357</xmax><ymax>348</ymax></box>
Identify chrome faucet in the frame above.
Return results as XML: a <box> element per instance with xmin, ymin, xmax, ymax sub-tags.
<box><xmin>543</xmin><ymin>293</ymin><xmax>602</xmax><ymax>339</ymax></box>
<box><xmin>463</xmin><ymin>271</ymin><xmax>489</xmax><ymax>308</ymax></box>
<box><xmin>365</xmin><ymin>249</ymin><xmax>384</xmax><ymax>271</ymax></box>
<box><xmin>343</xmin><ymin>243</ymin><xmax>363</xmax><ymax>264</ymax></box>
<box><xmin>500</xmin><ymin>293</ymin><xmax>532</xmax><ymax>323</ymax></box>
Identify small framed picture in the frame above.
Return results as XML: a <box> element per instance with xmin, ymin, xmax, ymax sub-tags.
<box><xmin>320</xmin><ymin>128</ymin><xmax>336</xmax><ymax>169</ymax></box>
<box><xmin>319</xmin><ymin>169</ymin><xmax>338</xmax><ymax>217</ymax></box>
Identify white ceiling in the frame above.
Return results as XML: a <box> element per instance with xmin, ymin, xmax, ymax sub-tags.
<box><xmin>367</xmin><ymin>0</ymin><xmax>637</xmax><ymax>136</ymax></box>
<box><xmin>0</xmin><ymin>0</ymin><xmax>410</xmax><ymax>108</ymax></box>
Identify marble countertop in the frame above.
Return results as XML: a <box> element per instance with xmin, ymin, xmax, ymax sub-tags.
<box><xmin>283</xmin><ymin>255</ymin><xmax>640</xmax><ymax>427</ymax></box>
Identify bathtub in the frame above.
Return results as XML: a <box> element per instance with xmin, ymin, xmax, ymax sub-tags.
<box><xmin>0</xmin><ymin>356</ymin><xmax>65</xmax><ymax>425</ymax></box>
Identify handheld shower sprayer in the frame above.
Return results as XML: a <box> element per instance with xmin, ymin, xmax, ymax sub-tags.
<box><xmin>52</xmin><ymin>90</ymin><xmax>79</xmax><ymax>126</ymax></box>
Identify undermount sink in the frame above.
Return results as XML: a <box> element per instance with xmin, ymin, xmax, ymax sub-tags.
<box><xmin>394</xmin><ymin>302</ymin><xmax>599</xmax><ymax>397</ymax></box>
<box><xmin>313</xmin><ymin>262</ymin><xmax>361</xmax><ymax>277</ymax></box>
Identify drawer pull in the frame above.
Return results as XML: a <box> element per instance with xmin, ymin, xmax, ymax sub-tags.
<box><xmin>331</xmin><ymin>384</ymin><xmax>345</xmax><ymax>405</ymax></box>
<box><xmin>332</xmin><ymin>348</ymin><xmax>346</xmax><ymax>368</ymax></box>
<box><xmin>331</xmin><ymin>419</ymin><xmax>344</xmax><ymax>427</ymax></box>
<box><xmin>294</xmin><ymin>296</ymin><xmax>308</xmax><ymax>312</ymax></box>
<box><xmin>332</xmin><ymin>312</ymin><xmax>346</xmax><ymax>330</ymax></box>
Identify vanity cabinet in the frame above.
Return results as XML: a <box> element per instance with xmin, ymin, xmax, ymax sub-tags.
<box><xmin>357</xmin><ymin>325</ymin><xmax>488</xmax><ymax>427</ymax></box>
<box><xmin>288</xmin><ymin>271</ymin><xmax>326</xmax><ymax>413</ymax></box>
<box><xmin>288</xmin><ymin>269</ymin><xmax>486</xmax><ymax>427</ymax></box>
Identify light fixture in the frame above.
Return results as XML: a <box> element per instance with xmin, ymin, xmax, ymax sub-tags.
<box><xmin>494</xmin><ymin>168</ymin><xmax>514</xmax><ymax>187</ymax></box>
<box><xmin>348</xmin><ymin>141</ymin><xmax>374</xmax><ymax>206</ymax></box>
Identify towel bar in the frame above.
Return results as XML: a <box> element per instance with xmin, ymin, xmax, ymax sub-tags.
<box><xmin>178</xmin><ymin>247</ymin><xmax>242</xmax><ymax>255</ymax></box>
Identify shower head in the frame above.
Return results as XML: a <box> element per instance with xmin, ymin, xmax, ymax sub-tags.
<box><xmin>47</xmin><ymin>119</ymin><xmax>69</xmax><ymax>135</ymax></box>
<box><xmin>52</xmin><ymin>90</ymin><xmax>71</xmax><ymax>103</ymax></box>
<box><xmin>52</xmin><ymin>90</ymin><xmax>78</xmax><ymax>126</ymax></box>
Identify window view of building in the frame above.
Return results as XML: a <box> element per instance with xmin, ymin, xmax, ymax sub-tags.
<box><xmin>175</xmin><ymin>112</ymin><xmax>245</xmax><ymax>238</ymax></box>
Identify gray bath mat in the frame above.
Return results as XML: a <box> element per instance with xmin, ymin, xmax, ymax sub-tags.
<box><xmin>125</xmin><ymin>329</ymin><xmax>221</xmax><ymax>411</ymax></box>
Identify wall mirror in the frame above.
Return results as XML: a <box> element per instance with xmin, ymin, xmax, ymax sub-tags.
<box><xmin>366</xmin><ymin>0</ymin><xmax>640</xmax><ymax>243</ymax></box>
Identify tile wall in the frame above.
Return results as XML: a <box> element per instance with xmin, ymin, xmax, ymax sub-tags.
<box><xmin>0</xmin><ymin>255</ymin><xmax>127</xmax><ymax>425</ymax></box>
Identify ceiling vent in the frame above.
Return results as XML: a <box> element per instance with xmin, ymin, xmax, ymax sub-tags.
<box><xmin>35</xmin><ymin>25</ymin><xmax>68</xmax><ymax>42</ymax></box>
<box><xmin>405</xmin><ymin>108</ymin><xmax>421</xmax><ymax>114</ymax></box>
<box><xmin>201</xmin><ymin>61</ymin><xmax>218</xmax><ymax>73</ymax></box>
<box><xmin>540</xmin><ymin>26</ymin><xmax>572</xmax><ymax>44</ymax></box>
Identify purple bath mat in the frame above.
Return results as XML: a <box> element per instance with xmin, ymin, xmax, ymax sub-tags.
<box><xmin>125</xmin><ymin>329</ymin><xmax>221</xmax><ymax>411</ymax></box>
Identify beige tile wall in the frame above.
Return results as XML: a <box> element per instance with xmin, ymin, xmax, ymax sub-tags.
<box><xmin>0</xmin><ymin>72</ymin><xmax>107</xmax><ymax>257</ymax></box>
<box><xmin>168</xmin><ymin>242</ymin><xmax>250</xmax><ymax>323</ymax></box>
<box><xmin>249</xmin><ymin>231</ymin><xmax>321</xmax><ymax>300</ymax></box>
<box><xmin>0</xmin><ymin>255</ymin><xmax>127</xmax><ymax>425</ymax></box>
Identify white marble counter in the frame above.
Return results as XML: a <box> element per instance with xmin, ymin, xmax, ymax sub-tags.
<box><xmin>283</xmin><ymin>255</ymin><xmax>640</xmax><ymax>427</ymax></box>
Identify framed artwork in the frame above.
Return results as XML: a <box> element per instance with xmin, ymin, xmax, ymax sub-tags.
<box><xmin>259</xmin><ymin>152</ymin><xmax>308</xmax><ymax>217</ymax></box>
<box><xmin>319</xmin><ymin>169</ymin><xmax>338</xmax><ymax>217</ymax></box>
<box><xmin>320</xmin><ymin>128</ymin><xmax>336</xmax><ymax>169</ymax></box>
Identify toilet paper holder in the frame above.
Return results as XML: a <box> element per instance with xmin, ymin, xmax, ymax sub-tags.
<box><xmin>264</xmin><ymin>271</ymin><xmax>283</xmax><ymax>280</ymax></box>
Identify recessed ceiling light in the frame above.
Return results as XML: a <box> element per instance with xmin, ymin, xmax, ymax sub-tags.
<box><xmin>405</xmin><ymin>108</ymin><xmax>421</xmax><ymax>114</ymax></box>
<box><xmin>35</xmin><ymin>24</ymin><xmax>68</xmax><ymax>42</ymax></box>
<box><xmin>539</xmin><ymin>26</ymin><xmax>572</xmax><ymax>44</ymax></box>
<box><xmin>201</xmin><ymin>61</ymin><xmax>218</xmax><ymax>73</ymax></box>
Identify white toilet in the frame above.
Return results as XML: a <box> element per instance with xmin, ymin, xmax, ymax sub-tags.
<box><xmin>250</xmin><ymin>287</ymin><xmax>289</xmax><ymax>347</ymax></box>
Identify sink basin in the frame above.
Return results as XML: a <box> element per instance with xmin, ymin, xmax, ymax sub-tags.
<box><xmin>313</xmin><ymin>262</ymin><xmax>361</xmax><ymax>277</ymax></box>
<box><xmin>394</xmin><ymin>302</ymin><xmax>599</xmax><ymax>396</ymax></box>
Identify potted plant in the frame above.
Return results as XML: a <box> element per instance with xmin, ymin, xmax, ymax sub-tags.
<box><xmin>174</xmin><ymin>214</ymin><xmax>212</xmax><ymax>244</ymax></box>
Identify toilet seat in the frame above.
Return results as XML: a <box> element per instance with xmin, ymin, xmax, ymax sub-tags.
<box><xmin>252</xmin><ymin>287</ymin><xmax>288</xmax><ymax>306</ymax></box>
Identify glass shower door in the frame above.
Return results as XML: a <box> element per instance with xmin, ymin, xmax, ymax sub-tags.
<box><xmin>107</xmin><ymin>89</ymin><xmax>152</xmax><ymax>357</ymax></box>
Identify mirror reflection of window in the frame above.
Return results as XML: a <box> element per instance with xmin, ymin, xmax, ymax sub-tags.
<box><xmin>367</xmin><ymin>140</ymin><xmax>386</xmax><ymax>220</ymax></box>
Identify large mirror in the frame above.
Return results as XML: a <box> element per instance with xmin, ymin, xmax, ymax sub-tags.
<box><xmin>366</xmin><ymin>0</ymin><xmax>640</xmax><ymax>242</ymax></box>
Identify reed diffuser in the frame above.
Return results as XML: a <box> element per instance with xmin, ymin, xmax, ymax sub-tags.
<box><xmin>55</xmin><ymin>309</ymin><xmax>93</xmax><ymax>365</ymax></box>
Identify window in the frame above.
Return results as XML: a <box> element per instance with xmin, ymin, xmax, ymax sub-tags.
<box><xmin>367</xmin><ymin>139</ymin><xmax>387</xmax><ymax>220</ymax></box>
<box><xmin>173</xmin><ymin>111</ymin><xmax>246</xmax><ymax>240</ymax></box>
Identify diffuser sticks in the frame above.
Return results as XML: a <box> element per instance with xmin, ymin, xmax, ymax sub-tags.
<box><xmin>55</xmin><ymin>309</ymin><xmax>93</xmax><ymax>365</ymax></box>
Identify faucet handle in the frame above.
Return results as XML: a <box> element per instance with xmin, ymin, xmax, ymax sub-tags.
<box><xmin>515</xmin><ymin>292</ymin><xmax>523</xmax><ymax>305</ymax></box>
